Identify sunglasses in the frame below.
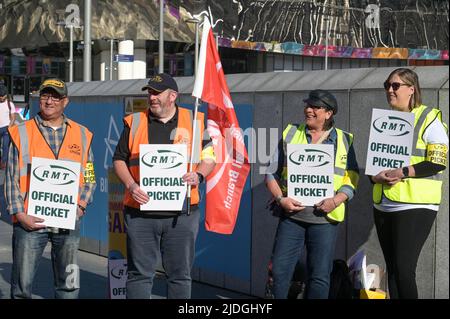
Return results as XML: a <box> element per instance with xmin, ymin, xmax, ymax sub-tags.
<box><xmin>304</xmin><ymin>104</ymin><xmax>326</xmax><ymax>110</ymax></box>
<box><xmin>383</xmin><ymin>81</ymin><xmax>409</xmax><ymax>91</ymax></box>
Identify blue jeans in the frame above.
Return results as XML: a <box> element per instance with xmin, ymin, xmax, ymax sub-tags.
<box><xmin>0</xmin><ymin>126</ymin><xmax>10</xmax><ymax>163</ymax></box>
<box><xmin>124</xmin><ymin>206</ymin><xmax>200</xmax><ymax>299</ymax></box>
<box><xmin>11</xmin><ymin>222</ymin><xmax>81</xmax><ymax>299</ymax></box>
<box><xmin>272</xmin><ymin>217</ymin><xmax>338</xmax><ymax>299</ymax></box>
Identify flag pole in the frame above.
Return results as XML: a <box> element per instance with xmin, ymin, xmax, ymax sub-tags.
<box><xmin>186</xmin><ymin>97</ymin><xmax>200</xmax><ymax>216</ymax></box>
<box><xmin>186</xmin><ymin>18</ymin><xmax>202</xmax><ymax>216</ymax></box>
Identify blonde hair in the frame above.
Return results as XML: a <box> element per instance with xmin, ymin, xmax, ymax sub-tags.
<box><xmin>386</xmin><ymin>68</ymin><xmax>422</xmax><ymax>110</ymax></box>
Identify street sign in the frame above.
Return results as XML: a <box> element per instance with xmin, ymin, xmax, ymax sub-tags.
<box><xmin>114</xmin><ymin>54</ymin><xmax>134</xmax><ymax>62</ymax></box>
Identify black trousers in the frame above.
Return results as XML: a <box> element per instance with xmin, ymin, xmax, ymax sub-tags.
<box><xmin>373</xmin><ymin>207</ymin><xmax>437</xmax><ymax>299</ymax></box>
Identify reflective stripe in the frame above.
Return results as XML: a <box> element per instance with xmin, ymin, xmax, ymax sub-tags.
<box><xmin>80</xmin><ymin>126</ymin><xmax>88</xmax><ymax>166</ymax></box>
<box><xmin>412</xmin><ymin>107</ymin><xmax>432</xmax><ymax>154</ymax></box>
<box><xmin>284</xmin><ymin>125</ymin><xmax>298</xmax><ymax>144</ymax></box>
<box><xmin>341</xmin><ymin>131</ymin><xmax>351</xmax><ymax>154</ymax></box>
<box><xmin>187</xmin><ymin>109</ymin><xmax>193</xmax><ymax>123</ymax></box>
<box><xmin>411</xmin><ymin>149</ymin><xmax>426</xmax><ymax>157</ymax></box>
<box><xmin>410</xmin><ymin>107</ymin><xmax>442</xmax><ymax>179</ymax></box>
<box><xmin>131</xmin><ymin>113</ymin><xmax>141</xmax><ymax>140</ymax></box>
<box><xmin>334</xmin><ymin>167</ymin><xmax>346</xmax><ymax>176</ymax></box>
<box><xmin>18</xmin><ymin>124</ymin><xmax>30</xmax><ymax>165</ymax></box>
<box><xmin>19</xmin><ymin>166</ymin><xmax>28</xmax><ymax>178</ymax></box>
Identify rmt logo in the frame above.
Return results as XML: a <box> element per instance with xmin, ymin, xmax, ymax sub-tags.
<box><xmin>289</xmin><ymin>149</ymin><xmax>332</xmax><ymax>168</ymax></box>
<box><xmin>373</xmin><ymin>116</ymin><xmax>412</xmax><ymax>137</ymax></box>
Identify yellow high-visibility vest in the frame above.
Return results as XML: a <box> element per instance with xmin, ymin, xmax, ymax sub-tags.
<box><xmin>373</xmin><ymin>105</ymin><xmax>447</xmax><ymax>204</ymax></box>
<box><xmin>282</xmin><ymin>124</ymin><xmax>357</xmax><ymax>222</ymax></box>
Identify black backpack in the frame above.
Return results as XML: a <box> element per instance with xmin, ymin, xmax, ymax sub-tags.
<box><xmin>328</xmin><ymin>259</ymin><xmax>353</xmax><ymax>299</ymax></box>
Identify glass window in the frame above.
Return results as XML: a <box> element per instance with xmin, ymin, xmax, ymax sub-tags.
<box><xmin>35</xmin><ymin>61</ymin><xmax>43</xmax><ymax>74</ymax></box>
<box><xmin>284</xmin><ymin>55</ymin><xmax>293</xmax><ymax>71</ymax></box>
<box><xmin>331</xmin><ymin>57</ymin><xmax>342</xmax><ymax>69</ymax></box>
<box><xmin>369</xmin><ymin>59</ymin><xmax>380</xmax><ymax>67</ymax></box>
<box><xmin>293</xmin><ymin>55</ymin><xmax>303</xmax><ymax>70</ymax></box>
<box><xmin>350</xmin><ymin>58</ymin><xmax>361</xmax><ymax>68</ymax></box>
<box><xmin>359</xmin><ymin>59</ymin><xmax>368</xmax><ymax>68</ymax></box>
<box><xmin>341</xmin><ymin>58</ymin><xmax>350</xmax><ymax>69</ymax></box>
<box><xmin>58</xmin><ymin>62</ymin><xmax>66</xmax><ymax>79</ymax></box>
<box><xmin>51</xmin><ymin>61</ymin><xmax>59</xmax><ymax>75</ymax></box>
<box><xmin>30</xmin><ymin>76</ymin><xmax>42</xmax><ymax>94</ymax></box>
<box><xmin>266</xmin><ymin>54</ymin><xmax>274</xmax><ymax>72</ymax></box>
<box><xmin>274</xmin><ymin>54</ymin><xmax>284</xmax><ymax>70</ymax></box>
<box><xmin>12</xmin><ymin>76</ymin><xmax>25</xmax><ymax>102</ymax></box>
<box><xmin>378</xmin><ymin>59</ymin><xmax>390</xmax><ymax>68</ymax></box>
<box><xmin>19</xmin><ymin>60</ymin><xmax>27</xmax><ymax>74</ymax></box>
<box><xmin>303</xmin><ymin>57</ymin><xmax>313</xmax><ymax>70</ymax></box>
<box><xmin>312</xmin><ymin>57</ymin><xmax>323</xmax><ymax>70</ymax></box>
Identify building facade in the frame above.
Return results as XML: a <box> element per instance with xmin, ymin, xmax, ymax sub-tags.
<box><xmin>0</xmin><ymin>0</ymin><xmax>448</xmax><ymax>102</ymax></box>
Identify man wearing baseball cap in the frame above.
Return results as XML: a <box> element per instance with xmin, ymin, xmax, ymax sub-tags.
<box><xmin>39</xmin><ymin>78</ymin><xmax>69</xmax><ymax>96</ymax></box>
<box><xmin>6</xmin><ymin>78</ymin><xmax>97</xmax><ymax>298</ymax></box>
<box><xmin>113</xmin><ymin>73</ymin><xmax>216</xmax><ymax>299</ymax></box>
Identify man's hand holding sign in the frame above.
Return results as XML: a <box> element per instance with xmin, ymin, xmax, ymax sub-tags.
<box><xmin>15</xmin><ymin>212</ymin><xmax>46</xmax><ymax>231</ymax></box>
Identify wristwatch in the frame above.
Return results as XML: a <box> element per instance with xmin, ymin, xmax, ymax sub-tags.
<box><xmin>78</xmin><ymin>204</ymin><xmax>86</xmax><ymax>213</ymax></box>
<box><xmin>275</xmin><ymin>195</ymin><xmax>284</xmax><ymax>204</ymax></box>
<box><xmin>402</xmin><ymin>166</ymin><xmax>409</xmax><ymax>179</ymax></box>
<box><xmin>196</xmin><ymin>172</ymin><xmax>205</xmax><ymax>184</ymax></box>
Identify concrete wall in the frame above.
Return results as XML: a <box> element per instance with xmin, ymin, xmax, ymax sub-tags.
<box><xmin>61</xmin><ymin>66</ymin><xmax>448</xmax><ymax>298</ymax></box>
<box><xmin>239</xmin><ymin>66</ymin><xmax>448</xmax><ymax>298</ymax></box>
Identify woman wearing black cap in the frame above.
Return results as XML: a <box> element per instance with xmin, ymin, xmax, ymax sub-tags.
<box><xmin>265</xmin><ymin>89</ymin><xmax>359</xmax><ymax>299</ymax></box>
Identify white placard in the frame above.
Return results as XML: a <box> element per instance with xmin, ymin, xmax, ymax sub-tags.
<box><xmin>365</xmin><ymin>108</ymin><xmax>415</xmax><ymax>176</ymax></box>
<box><xmin>139</xmin><ymin>144</ymin><xmax>187</xmax><ymax>211</ymax></box>
<box><xmin>108</xmin><ymin>259</ymin><xmax>127</xmax><ymax>299</ymax></box>
<box><xmin>287</xmin><ymin>144</ymin><xmax>335</xmax><ymax>206</ymax></box>
<box><xmin>27</xmin><ymin>157</ymin><xmax>80</xmax><ymax>230</ymax></box>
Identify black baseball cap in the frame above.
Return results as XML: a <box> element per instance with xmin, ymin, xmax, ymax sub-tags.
<box><xmin>141</xmin><ymin>73</ymin><xmax>178</xmax><ymax>93</ymax></box>
<box><xmin>303</xmin><ymin>89</ymin><xmax>338</xmax><ymax>114</ymax></box>
<box><xmin>39</xmin><ymin>78</ymin><xmax>68</xmax><ymax>96</ymax></box>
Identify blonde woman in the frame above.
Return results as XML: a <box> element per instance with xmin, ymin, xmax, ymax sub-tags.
<box><xmin>371</xmin><ymin>68</ymin><xmax>448</xmax><ymax>299</ymax></box>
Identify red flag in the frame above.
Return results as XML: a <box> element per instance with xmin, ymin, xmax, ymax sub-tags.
<box><xmin>193</xmin><ymin>19</ymin><xmax>250</xmax><ymax>234</ymax></box>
